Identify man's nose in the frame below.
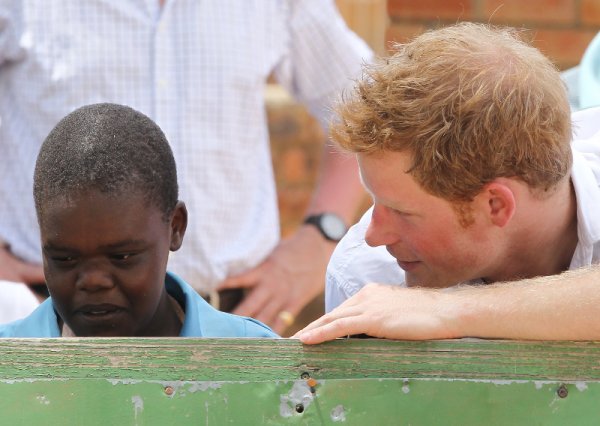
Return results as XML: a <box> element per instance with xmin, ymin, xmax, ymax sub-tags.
<box><xmin>365</xmin><ymin>204</ymin><xmax>402</xmax><ymax>247</ymax></box>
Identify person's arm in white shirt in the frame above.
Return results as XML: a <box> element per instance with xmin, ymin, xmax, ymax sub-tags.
<box><xmin>0</xmin><ymin>239</ymin><xmax>44</xmax><ymax>284</ymax></box>
<box><xmin>295</xmin><ymin>265</ymin><xmax>600</xmax><ymax>343</ymax></box>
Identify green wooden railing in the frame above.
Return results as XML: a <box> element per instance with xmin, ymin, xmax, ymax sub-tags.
<box><xmin>1</xmin><ymin>338</ymin><xmax>599</xmax><ymax>425</ymax></box>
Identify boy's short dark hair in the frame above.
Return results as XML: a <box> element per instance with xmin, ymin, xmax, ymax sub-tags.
<box><xmin>34</xmin><ymin>103</ymin><xmax>178</xmax><ymax>221</ymax></box>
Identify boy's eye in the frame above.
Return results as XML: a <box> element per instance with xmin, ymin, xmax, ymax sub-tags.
<box><xmin>111</xmin><ymin>253</ymin><xmax>132</xmax><ymax>261</ymax></box>
<box><xmin>110</xmin><ymin>252</ymin><xmax>141</xmax><ymax>267</ymax></box>
<box><xmin>49</xmin><ymin>255</ymin><xmax>77</xmax><ymax>267</ymax></box>
<box><xmin>111</xmin><ymin>252</ymin><xmax>142</xmax><ymax>263</ymax></box>
<box><xmin>53</xmin><ymin>256</ymin><xmax>75</xmax><ymax>262</ymax></box>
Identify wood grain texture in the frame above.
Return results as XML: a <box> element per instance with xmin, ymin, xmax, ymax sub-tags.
<box><xmin>1</xmin><ymin>338</ymin><xmax>599</xmax><ymax>381</ymax></box>
<box><xmin>2</xmin><ymin>338</ymin><xmax>600</xmax><ymax>425</ymax></box>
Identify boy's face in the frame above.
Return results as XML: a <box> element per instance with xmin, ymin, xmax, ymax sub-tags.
<box><xmin>39</xmin><ymin>189</ymin><xmax>187</xmax><ymax>337</ymax></box>
<box><xmin>358</xmin><ymin>151</ymin><xmax>497</xmax><ymax>288</ymax></box>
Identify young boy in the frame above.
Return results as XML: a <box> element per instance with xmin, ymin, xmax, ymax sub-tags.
<box><xmin>0</xmin><ymin>103</ymin><xmax>277</xmax><ymax>338</ymax></box>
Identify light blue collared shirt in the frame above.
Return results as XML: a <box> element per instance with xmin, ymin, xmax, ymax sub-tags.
<box><xmin>0</xmin><ymin>272</ymin><xmax>278</xmax><ymax>338</ymax></box>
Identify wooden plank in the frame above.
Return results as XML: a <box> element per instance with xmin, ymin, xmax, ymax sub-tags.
<box><xmin>1</xmin><ymin>338</ymin><xmax>600</xmax><ymax>424</ymax></box>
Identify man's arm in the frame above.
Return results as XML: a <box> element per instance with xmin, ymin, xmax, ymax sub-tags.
<box><xmin>294</xmin><ymin>266</ymin><xmax>600</xmax><ymax>343</ymax></box>
<box><xmin>218</xmin><ymin>145</ymin><xmax>365</xmax><ymax>333</ymax></box>
<box><xmin>0</xmin><ymin>239</ymin><xmax>44</xmax><ymax>284</ymax></box>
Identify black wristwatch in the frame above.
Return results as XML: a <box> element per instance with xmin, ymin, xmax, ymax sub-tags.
<box><xmin>303</xmin><ymin>213</ymin><xmax>348</xmax><ymax>242</ymax></box>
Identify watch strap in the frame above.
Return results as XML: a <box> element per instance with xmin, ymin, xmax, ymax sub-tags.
<box><xmin>303</xmin><ymin>213</ymin><xmax>347</xmax><ymax>242</ymax></box>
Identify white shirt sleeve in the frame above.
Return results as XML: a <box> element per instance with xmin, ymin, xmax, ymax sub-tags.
<box><xmin>325</xmin><ymin>207</ymin><xmax>406</xmax><ymax>312</ymax></box>
<box><xmin>0</xmin><ymin>281</ymin><xmax>39</xmax><ymax>324</ymax></box>
<box><xmin>273</xmin><ymin>0</ymin><xmax>373</xmax><ymax>128</ymax></box>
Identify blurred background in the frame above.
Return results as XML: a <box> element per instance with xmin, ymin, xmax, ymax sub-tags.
<box><xmin>269</xmin><ymin>0</ymin><xmax>600</xmax><ymax>334</ymax></box>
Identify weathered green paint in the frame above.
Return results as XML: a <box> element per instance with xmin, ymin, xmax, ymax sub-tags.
<box><xmin>1</xmin><ymin>338</ymin><xmax>599</xmax><ymax>424</ymax></box>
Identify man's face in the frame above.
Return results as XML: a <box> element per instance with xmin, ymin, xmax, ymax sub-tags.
<box><xmin>39</xmin><ymin>190</ymin><xmax>180</xmax><ymax>336</ymax></box>
<box><xmin>358</xmin><ymin>151</ymin><xmax>493</xmax><ymax>288</ymax></box>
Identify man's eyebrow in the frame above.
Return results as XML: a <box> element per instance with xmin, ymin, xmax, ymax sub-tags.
<box><xmin>360</xmin><ymin>177</ymin><xmax>407</xmax><ymax>211</ymax></box>
<box><xmin>373</xmin><ymin>195</ymin><xmax>419</xmax><ymax>216</ymax></box>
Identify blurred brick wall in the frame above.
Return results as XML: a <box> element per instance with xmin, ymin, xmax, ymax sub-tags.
<box><xmin>387</xmin><ymin>0</ymin><xmax>600</xmax><ymax>70</ymax></box>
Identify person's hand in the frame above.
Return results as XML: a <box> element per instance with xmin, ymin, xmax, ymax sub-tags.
<box><xmin>217</xmin><ymin>225</ymin><xmax>335</xmax><ymax>334</ymax></box>
<box><xmin>0</xmin><ymin>245</ymin><xmax>45</xmax><ymax>284</ymax></box>
<box><xmin>293</xmin><ymin>283</ymin><xmax>459</xmax><ymax>344</ymax></box>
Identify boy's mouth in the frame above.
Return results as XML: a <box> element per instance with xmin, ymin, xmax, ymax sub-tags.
<box><xmin>77</xmin><ymin>304</ymin><xmax>124</xmax><ymax>318</ymax></box>
<box><xmin>88</xmin><ymin>310</ymin><xmax>113</xmax><ymax>315</ymax></box>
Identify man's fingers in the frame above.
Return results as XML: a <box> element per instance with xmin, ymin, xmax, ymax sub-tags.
<box><xmin>218</xmin><ymin>263</ymin><xmax>266</xmax><ymax>290</ymax></box>
<box><xmin>254</xmin><ymin>298</ymin><xmax>286</xmax><ymax>330</ymax></box>
<box><xmin>231</xmin><ymin>285</ymin><xmax>270</xmax><ymax>318</ymax></box>
<box><xmin>270</xmin><ymin>303</ymin><xmax>304</xmax><ymax>335</ymax></box>
<box><xmin>293</xmin><ymin>313</ymin><xmax>334</xmax><ymax>336</ymax></box>
<box><xmin>293</xmin><ymin>307</ymin><xmax>360</xmax><ymax>337</ymax></box>
<box><xmin>296</xmin><ymin>316</ymin><xmax>363</xmax><ymax>344</ymax></box>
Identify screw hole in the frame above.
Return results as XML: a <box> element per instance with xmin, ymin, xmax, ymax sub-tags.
<box><xmin>557</xmin><ymin>384</ymin><xmax>568</xmax><ymax>398</ymax></box>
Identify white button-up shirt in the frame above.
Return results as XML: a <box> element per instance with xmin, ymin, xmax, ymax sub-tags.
<box><xmin>0</xmin><ymin>281</ymin><xmax>39</xmax><ymax>324</ymax></box>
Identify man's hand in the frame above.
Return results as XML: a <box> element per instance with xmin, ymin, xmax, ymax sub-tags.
<box><xmin>0</xmin><ymin>245</ymin><xmax>44</xmax><ymax>284</ymax></box>
<box><xmin>293</xmin><ymin>283</ymin><xmax>459</xmax><ymax>344</ymax></box>
<box><xmin>217</xmin><ymin>225</ymin><xmax>335</xmax><ymax>334</ymax></box>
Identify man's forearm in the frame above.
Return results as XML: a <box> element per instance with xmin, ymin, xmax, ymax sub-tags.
<box><xmin>305</xmin><ymin>142</ymin><xmax>365</xmax><ymax>224</ymax></box>
<box><xmin>295</xmin><ymin>267</ymin><xmax>600</xmax><ymax>344</ymax></box>
<box><xmin>448</xmin><ymin>266</ymin><xmax>600</xmax><ymax>340</ymax></box>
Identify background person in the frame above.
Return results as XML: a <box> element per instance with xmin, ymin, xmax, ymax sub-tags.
<box><xmin>0</xmin><ymin>1</ymin><xmax>372</xmax><ymax>333</ymax></box>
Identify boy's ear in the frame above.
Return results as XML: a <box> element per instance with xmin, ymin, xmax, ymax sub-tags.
<box><xmin>482</xmin><ymin>182</ymin><xmax>516</xmax><ymax>227</ymax></box>
<box><xmin>169</xmin><ymin>201</ymin><xmax>188</xmax><ymax>251</ymax></box>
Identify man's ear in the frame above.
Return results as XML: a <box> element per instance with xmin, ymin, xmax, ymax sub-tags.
<box><xmin>483</xmin><ymin>182</ymin><xmax>516</xmax><ymax>227</ymax></box>
<box><xmin>169</xmin><ymin>201</ymin><xmax>188</xmax><ymax>251</ymax></box>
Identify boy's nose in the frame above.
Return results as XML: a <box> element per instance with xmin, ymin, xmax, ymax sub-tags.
<box><xmin>365</xmin><ymin>204</ymin><xmax>402</xmax><ymax>248</ymax></box>
<box><xmin>76</xmin><ymin>262</ymin><xmax>114</xmax><ymax>291</ymax></box>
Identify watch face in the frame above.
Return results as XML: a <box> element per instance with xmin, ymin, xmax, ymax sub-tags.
<box><xmin>321</xmin><ymin>213</ymin><xmax>348</xmax><ymax>241</ymax></box>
